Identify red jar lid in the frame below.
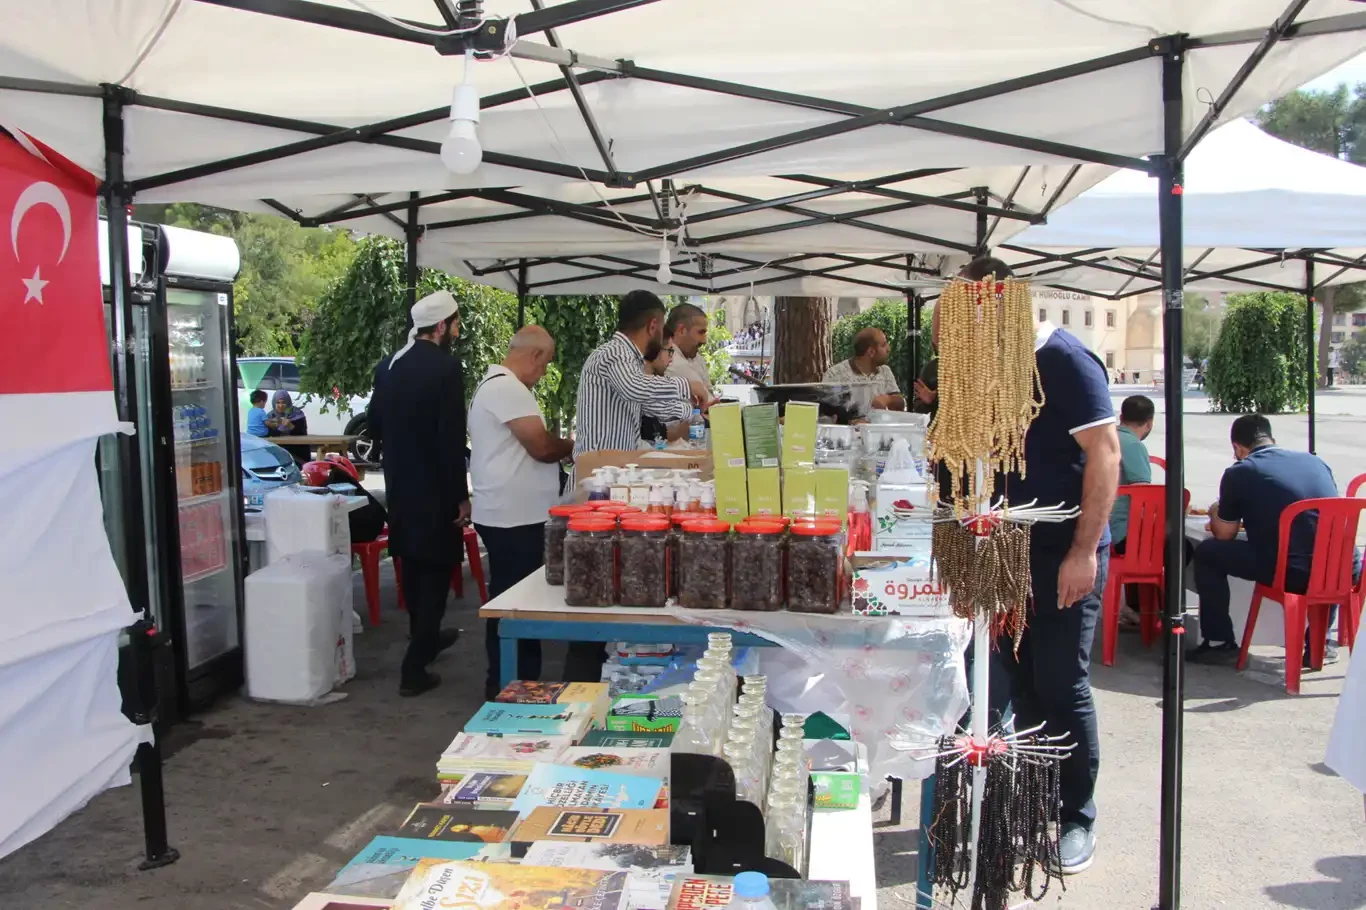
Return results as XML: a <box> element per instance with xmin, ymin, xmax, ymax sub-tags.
<box><xmin>621</xmin><ymin>517</ymin><xmax>671</xmax><ymax>532</ymax></box>
<box><xmin>593</xmin><ymin>501</ymin><xmax>638</xmax><ymax>513</ymax></box>
<box><xmin>791</xmin><ymin>520</ymin><xmax>842</xmax><ymax>536</ymax></box>
<box><xmin>568</xmin><ymin>517</ymin><xmax>618</xmax><ymax>532</ymax></box>
<box><xmin>670</xmin><ymin>511</ymin><xmax>707</xmax><ymax>526</ymax></box>
<box><xmin>682</xmin><ymin>519</ymin><xmax>732</xmax><ymax>534</ymax></box>
<box><xmin>550</xmin><ymin>503</ymin><xmax>597</xmax><ymax>517</ymax></box>
<box><xmin>748</xmin><ymin>514</ymin><xmax>791</xmax><ymax>526</ymax></box>
<box><xmin>736</xmin><ymin>520</ymin><xmax>784</xmax><ymax>535</ymax></box>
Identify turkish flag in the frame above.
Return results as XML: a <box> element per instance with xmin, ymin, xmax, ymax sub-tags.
<box><xmin>0</xmin><ymin>128</ymin><xmax>111</xmax><ymax>394</ymax></box>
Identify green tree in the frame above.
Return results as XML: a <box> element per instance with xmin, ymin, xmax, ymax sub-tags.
<box><xmin>1339</xmin><ymin>331</ymin><xmax>1366</xmax><ymax>377</ymax></box>
<box><xmin>696</xmin><ymin>308</ymin><xmax>733</xmax><ymax>387</ymax></box>
<box><xmin>1181</xmin><ymin>292</ymin><xmax>1219</xmax><ymax>367</ymax></box>
<box><xmin>525</xmin><ymin>294</ymin><xmax>620</xmax><ymax>431</ymax></box>
<box><xmin>1205</xmin><ymin>292</ymin><xmax>1312</xmax><ymax>413</ymax></box>
<box><xmin>830</xmin><ymin>299</ymin><xmax>934</xmax><ymax>395</ymax></box>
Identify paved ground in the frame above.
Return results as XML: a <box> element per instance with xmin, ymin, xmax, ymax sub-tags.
<box><xmin>2</xmin><ymin>393</ymin><xmax>1363</xmax><ymax>910</ymax></box>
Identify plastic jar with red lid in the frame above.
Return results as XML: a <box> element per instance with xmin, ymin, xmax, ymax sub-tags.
<box><xmin>667</xmin><ymin>512</ymin><xmax>707</xmax><ymax>598</ymax></box>
<box><xmin>677</xmin><ymin>519</ymin><xmax>732</xmax><ymax>609</ymax></box>
<box><xmin>619</xmin><ymin>516</ymin><xmax>671</xmax><ymax>607</ymax></box>
<box><xmin>564</xmin><ymin>517</ymin><xmax>618</xmax><ymax>606</ymax></box>
<box><xmin>545</xmin><ymin>503</ymin><xmax>597</xmax><ymax>585</ymax></box>
<box><xmin>787</xmin><ymin>520</ymin><xmax>843</xmax><ymax>614</ymax></box>
<box><xmin>731</xmin><ymin>520</ymin><xmax>785</xmax><ymax>611</ymax></box>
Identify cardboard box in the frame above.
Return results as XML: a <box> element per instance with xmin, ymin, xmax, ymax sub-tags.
<box><xmin>741</xmin><ymin>403</ymin><xmax>780</xmax><ymax>468</ymax></box>
<box><xmin>783</xmin><ymin>465</ymin><xmax>817</xmax><ymax>517</ymax></box>
<box><xmin>781</xmin><ymin>402</ymin><xmax>820</xmax><ymax>466</ymax></box>
<box><xmin>708</xmin><ymin>403</ymin><xmax>747</xmax><ymax>469</ymax></box>
<box><xmin>815</xmin><ymin>466</ymin><xmax>849</xmax><ymax>525</ymax></box>
<box><xmin>747</xmin><ymin>467</ymin><xmax>782</xmax><ymax>516</ymax></box>
<box><xmin>874</xmin><ymin>482</ymin><xmax>933</xmax><ymax>550</ymax></box>
<box><xmin>713</xmin><ymin>465</ymin><xmax>749</xmax><ymax>525</ymax></box>
<box><xmin>571</xmin><ymin>450</ymin><xmax>713</xmax><ymax>502</ymax></box>
<box><xmin>812</xmin><ymin>771</ymin><xmax>862</xmax><ymax>810</ymax></box>
<box><xmin>850</xmin><ymin>553</ymin><xmax>952</xmax><ymax>617</ymax></box>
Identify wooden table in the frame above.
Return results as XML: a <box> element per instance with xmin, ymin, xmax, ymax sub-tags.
<box><xmin>277</xmin><ymin>435</ymin><xmax>358</xmax><ymax>458</ymax></box>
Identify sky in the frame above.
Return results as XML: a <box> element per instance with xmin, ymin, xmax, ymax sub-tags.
<box><xmin>1302</xmin><ymin>53</ymin><xmax>1366</xmax><ymax>91</ymax></box>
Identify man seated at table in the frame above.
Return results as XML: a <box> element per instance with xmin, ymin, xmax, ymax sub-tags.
<box><xmin>823</xmin><ymin>327</ymin><xmax>905</xmax><ymax>411</ymax></box>
<box><xmin>1192</xmin><ymin>414</ymin><xmax>1351</xmax><ymax>666</ymax></box>
<box><xmin>1110</xmin><ymin>395</ymin><xmax>1155</xmax><ymax>627</ymax></box>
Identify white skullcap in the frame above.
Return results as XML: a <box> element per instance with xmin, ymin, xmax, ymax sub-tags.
<box><xmin>389</xmin><ymin>290</ymin><xmax>459</xmax><ymax>366</ymax></box>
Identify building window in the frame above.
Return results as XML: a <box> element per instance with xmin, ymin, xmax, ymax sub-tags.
<box><xmin>1038</xmin><ymin>307</ymin><xmax>1047</xmax><ymax>323</ymax></box>
<box><xmin>1106</xmin><ymin>310</ymin><xmax>1116</xmax><ymax>328</ymax></box>
<box><xmin>1335</xmin><ymin>312</ymin><xmax>1347</xmax><ymax>326</ymax></box>
<box><xmin>1084</xmin><ymin>310</ymin><xmax>1094</xmax><ymax>327</ymax></box>
<box><xmin>1332</xmin><ymin>331</ymin><xmax>1346</xmax><ymax>344</ymax></box>
<box><xmin>1355</xmin><ymin>313</ymin><xmax>1366</xmax><ymax>327</ymax></box>
<box><xmin>1061</xmin><ymin>309</ymin><xmax>1071</xmax><ymax>326</ymax></box>
<box><xmin>1104</xmin><ymin>351</ymin><xmax>1115</xmax><ymax>368</ymax></box>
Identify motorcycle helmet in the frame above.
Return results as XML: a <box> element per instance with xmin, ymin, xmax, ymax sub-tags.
<box><xmin>300</xmin><ymin>461</ymin><xmax>332</xmax><ymax>488</ymax></box>
<box><xmin>322</xmin><ymin>452</ymin><xmax>360</xmax><ymax>483</ymax></box>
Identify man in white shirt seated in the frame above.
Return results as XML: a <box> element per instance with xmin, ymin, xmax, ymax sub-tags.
<box><xmin>663</xmin><ymin>303</ymin><xmax>714</xmax><ymax>402</ymax></box>
<box><xmin>468</xmin><ymin>325</ymin><xmax>574</xmax><ymax>698</ymax></box>
<box><xmin>823</xmin><ymin>327</ymin><xmax>905</xmax><ymax>411</ymax></box>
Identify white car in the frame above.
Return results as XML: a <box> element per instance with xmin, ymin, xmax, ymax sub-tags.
<box><xmin>236</xmin><ymin>357</ymin><xmax>379</xmax><ymax>463</ymax></box>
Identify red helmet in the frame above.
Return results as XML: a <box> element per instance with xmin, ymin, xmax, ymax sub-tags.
<box><xmin>300</xmin><ymin>461</ymin><xmax>332</xmax><ymax>488</ymax></box>
<box><xmin>322</xmin><ymin>452</ymin><xmax>360</xmax><ymax>483</ymax></box>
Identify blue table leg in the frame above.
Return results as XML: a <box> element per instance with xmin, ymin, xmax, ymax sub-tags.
<box><xmin>500</xmin><ymin>634</ymin><xmax>519</xmax><ymax>688</ymax></box>
<box><xmin>916</xmin><ymin>773</ymin><xmax>935</xmax><ymax>909</ymax></box>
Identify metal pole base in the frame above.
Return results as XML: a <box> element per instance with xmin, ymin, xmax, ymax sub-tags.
<box><xmin>138</xmin><ymin>846</ymin><xmax>181</xmax><ymax>871</ymax></box>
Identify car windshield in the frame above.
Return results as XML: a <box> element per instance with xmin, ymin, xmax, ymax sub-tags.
<box><xmin>241</xmin><ymin>439</ymin><xmax>293</xmax><ymax>472</ymax></box>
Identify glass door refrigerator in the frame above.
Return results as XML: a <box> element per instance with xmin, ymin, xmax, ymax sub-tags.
<box><xmin>101</xmin><ymin>221</ymin><xmax>245</xmax><ymax>716</ymax></box>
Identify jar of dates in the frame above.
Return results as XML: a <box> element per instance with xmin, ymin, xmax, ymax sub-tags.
<box><xmin>786</xmin><ymin>520</ymin><xmax>843</xmax><ymax>614</ymax></box>
<box><xmin>564</xmin><ymin>517</ymin><xmax>618</xmax><ymax>606</ymax></box>
<box><xmin>618</xmin><ymin>516</ymin><xmax>671</xmax><ymax>607</ymax></box>
<box><xmin>731</xmin><ymin>520</ymin><xmax>785</xmax><ymax>612</ymax></box>
<box><xmin>677</xmin><ymin>519</ymin><xmax>732</xmax><ymax>609</ymax></box>
<box><xmin>544</xmin><ymin>503</ymin><xmax>596</xmax><ymax>585</ymax></box>
<box><xmin>668</xmin><ymin>512</ymin><xmax>707</xmax><ymax>598</ymax></box>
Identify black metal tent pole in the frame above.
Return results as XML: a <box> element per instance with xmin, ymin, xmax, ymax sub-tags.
<box><xmin>404</xmin><ymin>192</ymin><xmax>420</xmax><ymax>322</ymax></box>
<box><xmin>1154</xmin><ymin>36</ymin><xmax>1186</xmax><ymax>910</ymax></box>
<box><xmin>1306</xmin><ymin>258</ymin><xmax>1317</xmax><ymax>453</ymax></box>
<box><xmin>517</xmin><ymin>259</ymin><xmax>529</xmax><ymax>327</ymax></box>
<box><xmin>102</xmin><ymin>84</ymin><xmax>179</xmax><ymax>872</ymax></box>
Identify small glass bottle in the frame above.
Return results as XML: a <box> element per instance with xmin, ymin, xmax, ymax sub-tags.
<box><xmin>673</xmin><ymin>690</ymin><xmax>718</xmax><ymax>756</ymax></box>
<box><xmin>724</xmin><ymin>740</ymin><xmax>764</xmax><ymax>806</ymax></box>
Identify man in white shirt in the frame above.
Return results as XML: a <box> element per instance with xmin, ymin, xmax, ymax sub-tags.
<box><xmin>822</xmin><ymin>327</ymin><xmax>905</xmax><ymax>411</ymax></box>
<box><xmin>663</xmin><ymin>303</ymin><xmax>714</xmax><ymax>400</ymax></box>
<box><xmin>469</xmin><ymin>325</ymin><xmax>574</xmax><ymax>698</ymax></box>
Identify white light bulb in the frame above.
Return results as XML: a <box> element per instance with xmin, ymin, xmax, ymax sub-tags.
<box><xmin>657</xmin><ymin>240</ymin><xmax>673</xmax><ymax>285</ymax></box>
<box><xmin>441</xmin><ymin>82</ymin><xmax>482</xmax><ymax>175</ymax></box>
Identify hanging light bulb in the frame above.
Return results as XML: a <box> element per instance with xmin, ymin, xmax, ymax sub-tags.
<box><xmin>441</xmin><ymin>53</ymin><xmax>482</xmax><ymax>175</ymax></box>
<box><xmin>656</xmin><ymin>237</ymin><xmax>673</xmax><ymax>285</ymax></box>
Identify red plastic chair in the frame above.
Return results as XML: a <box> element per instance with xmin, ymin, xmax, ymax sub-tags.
<box><xmin>1149</xmin><ymin>456</ymin><xmax>1167</xmax><ymax>470</ymax></box>
<box><xmin>1102</xmin><ymin>483</ymin><xmax>1190</xmax><ymax>666</ymax></box>
<box><xmin>450</xmin><ymin>525</ymin><xmax>489</xmax><ymax>605</ymax></box>
<box><xmin>1237</xmin><ymin>497</ymin><xmax>1366</xmax><ymax>694</ymax></box>
<box><xmin>1351</xmin><ymin>475</ymin><xmax>1366</xmax><ymax>642</ymax></box>
<box><xmin>352</xmin><ymin>526</ymin><xmax>400</xmax><ymax>627</ymax></box>
<box><xmin>1348</xmin><ymin>473</ymin><xmax>1366</xmax><ymax>498</ymax></box>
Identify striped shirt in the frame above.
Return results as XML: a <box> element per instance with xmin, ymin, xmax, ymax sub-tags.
<box><xmin>574</xmin><ymin>332</ymin><xmax>692</xmax><ymax>457</ymax></box>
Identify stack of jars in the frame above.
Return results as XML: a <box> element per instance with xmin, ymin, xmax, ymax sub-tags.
<box><xmin>672</xmin><ymin>633</ymin><xmax>738</xmax><ymax>758</ymax></box>
<box><xmin>765</xmin><ymin>712</ymin><xmax>810</xmax><ymax>871</ymax></box>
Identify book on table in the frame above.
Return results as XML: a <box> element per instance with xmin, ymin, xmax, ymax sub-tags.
<box><xmin>437</xmin><ymin>732</ymin><xmax>573</xmax><ymax>779</ymax></box>
<box><xmin>555</xmin><ymin>746</ymin><xmax>671</xmax><ymax>809</ymax></box>
<box><xmin>510</xmin><ymin>807</ymin><xmax>670</xmax><ymax>845</ymax></box>
<box><xmin>522</xmin><ymin>842</ymin><xmax>693</xmax><ymax>910</ymax></box>
<box><xmin>464</xmin><ymin>701</ymin><xmax>595</xmax><ymax>740</ymax></box>
<box><xmin>510</xmin><ymin>763</ymin><xmax>664</xmax><ymax>813</ymax></box>
<box><xmin>580</xmin><ymin>730</ymin><xmax>675</xmax><ymax>748</ymax></box>
<box><xmin>395</xmin><ymin>804</ymin><xmax>520</xmax><ymax>844</ymax></box>
<box><xmin>392</xmin><ymin>859</ymin><xmax>631</xmax><ymax>910</ymax></box>
<box><xmin>437</xmin><ymin>770</ymin><xmax>530</xmax><ymax>809</ymax></box>
<box><xmin>324</xmin><ymin>836</ymin><xmax>513</xmax><ymax>899</ymax></box>
<box><xmin>495</xmin><ymin>681</ymin><xmax>611</xmax><ymax>726</ymax></box>
<box><xmin>666</xmin><ymin>876</ymin><xmax>855</xmax><ymax>910</ymax></box>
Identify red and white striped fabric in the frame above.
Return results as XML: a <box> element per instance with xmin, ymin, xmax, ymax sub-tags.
<box><xmin>0</xmin><ymin>125</ymin><xmax>146</xmax><ymax>860</ymax></box>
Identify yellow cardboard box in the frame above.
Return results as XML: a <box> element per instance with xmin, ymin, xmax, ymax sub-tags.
<box><xmin>781</xmin><ymin>402</ymin><xmax>820</xmax><ymax>466</ymax></box>
<box><xmin>747</xmin><ymin>467</ymin><xmax>782</xmax><ymax>516</ymax></box>
<box><xmin>708</xmin><ymin>403</ymin><xmax>747</xmax><ymax>469</ymax></box>
<box><xmin>713</xmin><ymin>465</ymin><xmax>749</xmax><ymax>525</ymax></box>
<box><xmin>815</xmin><ymin>466</ymin><xmax>850</xmax><ymax>525</ymax></box>
<box><xmin>782</xmin><ymin>465</ymin><xmax>817</xmax><ymax>517</ymax></box>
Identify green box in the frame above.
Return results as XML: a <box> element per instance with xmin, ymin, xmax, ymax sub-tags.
<box><xmin>713</xmin><ymin>465</ymin><xmax>749</xmax><ymax>525</ymax></box>
<box><xmin>605</xmin><ymin>694</ymin><xmax>682</xmax><ymax>733</ymax></box>
<box><xmin>747</xmin><ymin>467</ymin><xmax>781</xmax><ymax>516</ymax></box>
<box><xmin>783</xmin><ymin>466</ymin><xmax>817</xmax><ymax>517</ymax></box>
<box><xmin>741</xmin><ymin>404</ymin><xmax>780</xmax><ymax>468</ymax></box>
<box><xmin>708</xmin><ymin>402</ymin><xmax>746</xmax><ymax>469</ymax></box>
<box><xmin>781</xmin><ymin>402</ymin><xmax>820</xmax><ymax>466</ymax></box>
<box><xmin>815</xmin><ymin>466</ymin><xmax>849</xmax><ymax>525</ymax></box>
<box><xmin>812</xmin><ymin>771</ymin><xmax>862</xmax><ymax>809</ymax></box>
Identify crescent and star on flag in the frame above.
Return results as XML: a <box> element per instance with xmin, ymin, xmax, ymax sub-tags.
<box><xmin>9</xmin><ymin>180</ymin><xmax>72</xmax><ymax>306</ymax></box>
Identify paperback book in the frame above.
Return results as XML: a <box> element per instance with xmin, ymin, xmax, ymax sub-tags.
<box><xmin>666</xmin><ymin>876</ymin><xmax>855</xmax><ymax>910</ymax></box>
<box><xmin>465</xmin><ymin>701</ymin><xmax>595</xmax><ymax>740</ymax></box>
<box><xmin>522</xmin><ymin>843</ymin><xmax>693</xmax><ymax>910</ymax></box>
<box><xmin>395</xmin><ymin>804</ymin><xmax>520</xmax><ymax>844</ymax></box>
<box><xmin>580</xmin><ymin>730</ymin><xmax>675</xmax><ymax>748</ymax></box>
<box><xmin>325</xmin><ymin>836</ymin><xmax>512</xmax><ymax>899</ymax></box>
<box><xmin>438</xmin><ymin>770</ymin><xmax>530</xmax><ymax>809</ymax></box>
<box><xmin>392</xmin><ymin>859</ymin><xmax>629</xmax><ymax>910</ymax></box>
<box><xmin>437</xmin><ymin>732</ymin><xmax>572</xmax><ymax>778</ymax></box>
<box><xmin>511</xmin><ymin>763</ymin><xmax>664</xmax><ymax>813</ymax></box>
<box><xmin>496</xmin><ymin>681</ymin><xmax>612</xmax><ymax>727</ymax></box>
<box><xmin>511</xmin><ymin>807</ymin><xmax>670</xmax><ymax>845</ymax></box>
<box><xmin>556</xmin><ymin>746</ymin><xmax>671</xmax><ymax>809</ymax></box>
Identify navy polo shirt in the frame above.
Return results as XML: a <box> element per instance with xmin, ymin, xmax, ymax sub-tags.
<box><xmin>1216</xmin><ymin>446</ymin><xmax>1338</xmax><ymax>582</ymax></box>
<box><xmin>996</xmin><ymin>325</ymin><xmax>1115</xmax><ymax>554</ymax></box>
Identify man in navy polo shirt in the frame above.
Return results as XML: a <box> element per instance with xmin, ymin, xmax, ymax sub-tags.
<box><xmin>1192</xmin><ymin>414</ymin><xmax>1351</xmax><ymax>666</ymax></box>
<box><xmin>946</xmin><ymin>257</ymin><xmax>1121</xmax><ymax>875</ymax></box>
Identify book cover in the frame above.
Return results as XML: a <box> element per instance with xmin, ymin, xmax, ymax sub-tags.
<box><xmin>557</xmin><ymin>747</ymin><xmax>671</xmax><ymax>808</ymax></box>
<box><xmin>522</xmin><ymin>843</ymin><xmax>693</xmax><ymax>910</ymax></box>
<box><xmin>465</xmin><ymin>702</ymin><xmax>594</xmax><ymax>739</ymax></box>
<box><xmin>326</xmin><ymin>836</ymin><xmax>512</xmax><ymax>899</ymax></box>
<box><xmin>561</xmin><ymin>682</ymin><xmax>611</xmax><ymax>727</ymax></box>
<box><xmin>510</xmin><ymin>808</ymin><xmax>670</xmax><ymax>845</ymax></box>
<box><xmin>580</xmin><ymin>730</ymin><xmax>675</xmax><ymax>748</ymax></box>
<box><xmin>289</xmin><ymin>894</ymin><xmax>393</xmax><ymax>910</ymax></box>
<box><xmin>511</xmin><ymin>763</ymin><xmax>664</xmax><ymax>814</ymax></box>
<box><xmin>392</xmin><ymin>859</ymin><xmax>630</xmax><ymax>910</ymax></box>
<box><xmin>439</xmin><ymin>771</ymin><xmax>530</xmax><ymax>808</ymax></box>
<box><xmin>438</xmin><ymin>733</ymin><xmax>572</xmax><ymax>777</ymax></box>
<box><xmin>495</xmin><ymin>680</ymin><xmax>568</xmax><ymax>704</ymax></box>
<box><xmin>667</xmin><ymin>876</ymin><xmax>855</xmax><ymax>910</ymax></box>
<box><xmin>396</xmin><ymin>804</ymin><xmax>520</xmax><ymax>844</ymax></box>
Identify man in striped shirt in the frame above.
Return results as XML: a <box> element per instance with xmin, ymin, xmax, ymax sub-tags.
<box><xmin>573</xmin><ymin>290</ymin><xmax>710</xmax><ymax>458</ymax></box>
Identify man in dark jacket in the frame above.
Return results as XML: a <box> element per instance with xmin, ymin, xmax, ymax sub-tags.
<box><xmin>369</xmin><ymin>290</ymin><xmax>470</xmax><ymax>697</ymax></box>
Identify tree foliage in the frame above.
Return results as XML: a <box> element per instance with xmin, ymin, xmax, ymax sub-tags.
<box><xmin>830</xmin><ymin>299</ymin><xmax>934</xmax><ymax>393</ymax></box>
<box><xmin>1206</xmin><ymin>292</ymin><xmax>1311</xmax><ymax>414</ymax></box>
<box><xmin>696</xmin><ymin>308</ymin><xmax>734</xmax><ymax>387</ymax></box>
<box><xmin>1257</xmin><ymin>84</ymin><xmax>1366</xmax><ymax>163</ymax></box>
<box><xmin>525</xmin><ymin>294</ymin><xmax>621</xmax><ymax>431</ymax></box>
<box><xmin>132</xmin><ymin>203</ymin><xmax>356</xmax><ymax>356</ymax></box>
<box><xmin>1181</xmin><ymin>293</ymin><xmax>1220</xmax><ymax>367</ymax></box>
<box><xmin>1339</xmin><ymin>332</ymin><xmax>1366</xmax><ymax>377</ymax></box>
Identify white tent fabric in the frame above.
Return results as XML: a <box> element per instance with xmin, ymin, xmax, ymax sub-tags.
<box><xmin>1006</xmin><ymin>119</ymin><xmax>1366</xmax><ymax>295</ymax></box>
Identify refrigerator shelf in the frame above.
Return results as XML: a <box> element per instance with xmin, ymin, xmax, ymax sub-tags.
<box><xmin>171</xmin><ymin>383</ymin><xmax>217</xmax><ymax>393</ymax></box>
<box><xmin>182</xmin><ymin>563</ymin><xmax>229</xmax><ymax>585</ymax></box>
<box><xmin>178</xmin><ymin>490</ymin><xmax>227</xmax><ymax>509</ymax></box>
<box><xmin>174</xmin><ymin>437</ymin><xmax>218</xmax><ymax>449</ymax></box>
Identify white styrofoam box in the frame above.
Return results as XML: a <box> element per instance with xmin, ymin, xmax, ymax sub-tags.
<box><xmin>244</xmin><ymin>551</ymin><xmax>354</xmax><ymax>704</ymax></box>
<box><xmin>264</xmin><ymin>487</ymin><xmax>350</xmax><ymax>563</ymax></box>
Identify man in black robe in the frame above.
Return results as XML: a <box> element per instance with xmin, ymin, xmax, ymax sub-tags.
<box><xmin>369</xmin><ymin>289</ymin><xmax>470</xmax><ymax>697</ymax></box>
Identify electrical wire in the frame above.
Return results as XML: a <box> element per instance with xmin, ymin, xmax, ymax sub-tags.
<box><xmin>338</xmin><ymin>0</ymin><xmax>487</xmax><ymax>36</ymax></box>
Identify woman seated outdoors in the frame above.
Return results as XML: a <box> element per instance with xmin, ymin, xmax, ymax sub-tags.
<box><xmin>266</xmin><ymin>390</ymin><xmax>310</xmax><ymax>463</ymax></box>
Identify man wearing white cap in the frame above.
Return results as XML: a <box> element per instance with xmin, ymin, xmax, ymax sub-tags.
<box><xmin>369</xmin><ymin>289</ymin><xmax>470</xmax><ymax>697</ymax></box>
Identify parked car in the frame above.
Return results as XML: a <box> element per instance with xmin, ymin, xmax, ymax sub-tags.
<box><xmin>236</xmin><ymin>356</ymin><xmax>379</xmax><ymax>463</ymax></box>
<box><xmin>240</xmin><ymin>434</ymin><xmax>301</xmax><ymax>508</ymax></box>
